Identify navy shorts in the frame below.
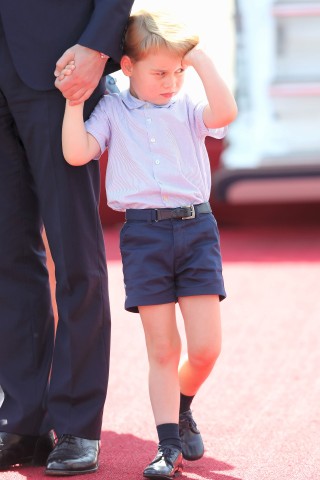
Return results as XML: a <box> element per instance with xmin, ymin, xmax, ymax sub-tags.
<box><xmin>119</xmin><ymin>209</ymin><xmax>226</xmax><ymax>313</ymax></box>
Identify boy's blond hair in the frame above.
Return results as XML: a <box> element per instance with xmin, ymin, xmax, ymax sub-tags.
<box><xmin>123</xmin><ymin>9</ymin><xmax>199</xmax><ymax>61</ymax></box>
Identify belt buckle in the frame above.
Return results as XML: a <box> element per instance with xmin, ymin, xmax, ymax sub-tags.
<box><xmin>182</xmin><ymin>205</ymin><xmax>195</xmax><ymax>220</ymax></box>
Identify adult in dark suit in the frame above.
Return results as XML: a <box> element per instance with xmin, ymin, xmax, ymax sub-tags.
<box><xmin>0</xmin><ymin>0</ymin><xmax>134</xmax><ymax>475</ymax></box>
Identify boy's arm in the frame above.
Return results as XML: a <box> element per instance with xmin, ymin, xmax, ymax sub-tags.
<box><xmin>183</xmin><ymin>45</ymin><xmax>238</xmax><ymax>129</ymax></box>
<box><xmin>62</xmin><ymin>102</ymin><xmax>101</xmax><ymax>166</ymax></box>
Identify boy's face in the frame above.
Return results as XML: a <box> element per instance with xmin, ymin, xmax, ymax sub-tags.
<box><xmin>121</xmin><ymin>47</ymin><xmax>186</xmax><ymax>105</ymax></box>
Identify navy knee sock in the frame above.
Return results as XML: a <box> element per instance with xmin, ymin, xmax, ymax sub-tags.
<box><xmin>156</xmin><ymin>423</ymin><xmax>181</xmax><ymax>451</ymax></box>
<box><xmin>179</xmin><ymin>393</ymin><xmax>195</xmax><ymax>414</ymax></box>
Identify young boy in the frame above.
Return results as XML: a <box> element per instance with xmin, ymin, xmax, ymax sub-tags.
<box><xmin>61</xmin><ymin>9</ymin><xmax>237</xmax><ymax>479</ymax></box>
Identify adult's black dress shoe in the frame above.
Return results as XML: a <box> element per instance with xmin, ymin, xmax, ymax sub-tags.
<box><xmin>143</xmin><ymin>445</ymin><xmax>183</xmax><ymax>479</ymax></box>
<box><xmin>45</xmin><ymin>434</ymin><xmax>100</xmax><ymax>476</ymax></box>
<box><xmin>0</xmin><ymin>431</ymin><xmax>56</xmax><ymax>469</ymax></box>
<box><xmin>179</xmin><ymin>409</ymin><xmax>204</xmax><ymax>461</ymax></box>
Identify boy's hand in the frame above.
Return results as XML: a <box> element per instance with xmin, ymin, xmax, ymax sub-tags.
<box><xmin>182</xmin><ymin>42</ymin><xmax>206</xmax><ymax>70</ymax></box>
<box><xmin>57</xmin><ymin>61</ymin><xmax>76</xmax><ymax>81</ymax></box>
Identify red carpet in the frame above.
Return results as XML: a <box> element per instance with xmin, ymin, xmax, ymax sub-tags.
<box><xmin>3</xmin><ymin>223</ymin><xmax>320</xmax><ymax>479</ymax></box>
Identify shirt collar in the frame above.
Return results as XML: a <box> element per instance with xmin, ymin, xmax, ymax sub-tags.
<box><xmin>120</xmin><ymin>89</ymin><xmax>176</xmax><ymax>110</ymax></box>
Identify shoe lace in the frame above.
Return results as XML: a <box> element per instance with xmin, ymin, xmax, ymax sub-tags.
<box><xmin>158</xmin><ymin>446</ymin><xmax>174</xmax><ymax>457</ymax></box>
<box><xmin>157</xmin><ymin>445</ymin><xmax>177</xmax><ymax>466</ymax></box>
<box><xmin>179</xmin><ymin>410</ymin><xmax>198</xmax><ymax>433</ymax></box>
<box><xmin>55</xmin><ymin>434</ymin><xmax>77</xmax><ymax>447</ymax></box>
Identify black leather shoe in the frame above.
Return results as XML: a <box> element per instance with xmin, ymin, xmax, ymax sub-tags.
<box><xmin>143</xmin><ymin>445</ymin><xmax>183</xmax><ymax>479</ymax></box>
<box><xmin>0</xmin><ymin>431</ymin><xmax>56</xmax><ymax>469</ymax></box>
<box><xmin>179</xmin><ymin>410</ymin><xmax>204</xmax><ymax>461</ymax></box>
<box><xmin>45</xmin><ymin>434</ymin><xmax>100</xmax><ymax>476</ymax></box>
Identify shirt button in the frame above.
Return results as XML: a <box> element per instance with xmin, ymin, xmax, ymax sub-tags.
<box><xmin>150</xmin><ymin>138</ymin><xmax>156</xmax><ymax>143</ymax></box>
<box><xmin>155</xmin><ymin>160</ymin><xmax>160</xmax><ymax>165</ymax></box>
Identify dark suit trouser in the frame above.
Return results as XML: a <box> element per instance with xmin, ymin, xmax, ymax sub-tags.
<box><xmin>0</xmin><ymin>29</ymin><xmax>111</xmax><ymax>439</ymax></box>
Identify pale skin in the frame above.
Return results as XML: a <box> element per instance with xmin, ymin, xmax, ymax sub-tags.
<box><xmin>140</xmin><ymin>296</ymin><xmax>221</xmax><ymax>425</ymax></box>
<box><xmin>54</xmin><ymin>44</ymin><xmax>109</xmax><ymax>106</ymax></box>
<box><xmin>61</xmin><ymin>43</ymin><xmax>236</xmax><ymax>426</ymax></box>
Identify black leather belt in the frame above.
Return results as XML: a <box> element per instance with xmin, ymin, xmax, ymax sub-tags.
<box><xmin>125</xmin><ymin>202</ymin><xmax>212</xmax><ymax>222</ymax></box>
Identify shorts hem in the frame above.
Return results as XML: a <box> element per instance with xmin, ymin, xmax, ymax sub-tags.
<box><xmin>177</xmin><ymin>287</ymin><xmax>227</xmax><ymax>302</ymax></box>
<box><xmin>125</xmin><ymin>295</ymin><xmax>177</xmax><ymax>314</ymax></box>
<box><xmin>125</xmin><ymin>286</ymin><xmax>227</xmax><ymax>313</ymax></box>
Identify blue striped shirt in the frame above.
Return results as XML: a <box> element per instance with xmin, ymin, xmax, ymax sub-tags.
<box><xmin>85</xmin><ymin>89</ymin><xmax>227</xmax><ymax>211</ymax></box>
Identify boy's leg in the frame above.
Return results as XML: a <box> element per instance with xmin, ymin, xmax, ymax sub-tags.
<box><xmin>139</xmin><ymin>303</ymin><xmax>181</xmax><ymax>426</ymax></box>
<box><xmin>179</xmin><ymin>294</ymin><xmax>221</xmax><ymax>395</ymax></box>
<box><xmin>139</xmin><ymin>303</ymin><xmax>183</xmax><ymax>479</ymax></box>
<box><xmin>178</xmin><ymin>294</ymin><xmax>221</xmax><ymax>461</ymax></box>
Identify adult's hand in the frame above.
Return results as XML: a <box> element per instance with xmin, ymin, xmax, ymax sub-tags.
<box><xmin>55</xmin><ymin>44</ymin><xmax>108</xmax><ymax>105</ymax></box>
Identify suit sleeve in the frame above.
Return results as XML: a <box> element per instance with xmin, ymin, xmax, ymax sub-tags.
<box><xmin>78</xmin><ymin>0</ymin><xmax>134</xmax><ymax>63</ymax></box>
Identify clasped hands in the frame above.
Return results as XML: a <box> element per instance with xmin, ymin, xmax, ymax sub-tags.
<box><xmin>54</xmin><ymin>44</ymin><xmax>108</xmax><ymax>106</ymax></box>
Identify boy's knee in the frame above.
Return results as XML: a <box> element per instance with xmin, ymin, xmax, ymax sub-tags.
<box><xmin>150</xmin><ymin>339</ymin><xmax>181</xmax><ymax>367</ymax></box>
<box><xmin>189</xmin><ymin>343</ymin><xmax>221</xmax><ymax>370</ymax></box>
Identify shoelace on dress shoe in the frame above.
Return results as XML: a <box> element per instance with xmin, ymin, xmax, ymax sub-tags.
<box><xmin>179</xmin><ymin>411</ymin><xmax>200</xmax><ymax>434</ymax></box>
<box><xmin>156</xmin><ymin>446</ymin><xmax>178</xmax><ymax>466</ymax></box>
<box><xmin>55</xmin><ymin>434</ymin><xmax>77</xmax><ymax>447</ymax></box>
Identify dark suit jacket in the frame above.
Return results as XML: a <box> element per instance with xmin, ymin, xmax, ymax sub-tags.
<box><xmin>0</xmin><ymin>0</ymin><xmax>133</xmax><ymax>90</ymax></box>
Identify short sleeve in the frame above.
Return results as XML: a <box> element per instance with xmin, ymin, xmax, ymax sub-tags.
<box><xmin>185</xmin><ymin>95</ymin><xmax>228</xmax><ymax>140</ymax></box>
